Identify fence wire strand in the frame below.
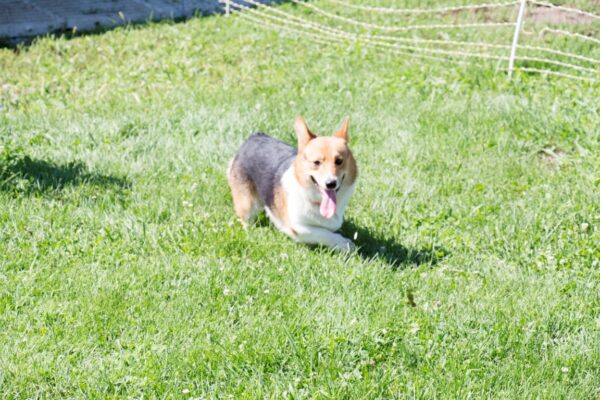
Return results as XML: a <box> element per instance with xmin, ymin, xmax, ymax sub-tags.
<box><xmin>227</xmin><ymin>0</ymin><xmax>600</xmax><ymax>82</ymax></box>
<box><xmin>290</xmin><ymin>0</ymin><xmax>517</xmax><ymax>32</ymax></box>
<box><xmin>539</xmin><ymin>28</ymin><xmax>600</xmax><ymax>45</ymax></box>
<box><xmin>518</xmin><ymin>67</ymin><xmax>600</xmax><ymax>82</ymax></box>
<box><xmin>233</xmin><ymin>0</ymin><xmax>510</xmax><ymax>60</ymax></box>
<box><xmin>231</xmin><ymin>6</ymin><xmax>470</xmax><ymax>65</ymax></box>
<box><xmin>321</xmin><ymin>0</ymin><xmax>519</xmax><ymax>14</ymax></box>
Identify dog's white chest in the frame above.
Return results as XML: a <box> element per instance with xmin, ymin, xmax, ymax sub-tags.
<box><xmin>281</xmin><ymin>168</ymin><xmax>354</xmax><ymax>232</ymax></box>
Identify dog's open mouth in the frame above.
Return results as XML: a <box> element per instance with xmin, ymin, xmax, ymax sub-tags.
<box><xmin>310</xmin><ymin>175</ymin><xmax>318</xmax><ymax>187</ymax></box>
<box><xmin>310</xmin><ymin>175</ymin><xmax>337</xmax><ymax>219</ymax></box>
<box><xmin>310</xmin><ymin>175</ymin><xmax>344</xmax><ymax>192</ymax></box>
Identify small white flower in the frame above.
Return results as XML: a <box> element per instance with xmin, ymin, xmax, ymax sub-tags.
<box><xmin>182</xmin><ymin>388</ymin><xmax>190</xmax><ymax>394</ymax></box>
<box><xmin>264</xmin><ymin>289</ymin><xmax>270</xmax><ymax>294</ymax></box>
<box><xmin>409</xmin><ymin>322</ymin><xmax>420</xmax><ymax>334</ymax></box>
<box><xmin>561</xmin><ymin>367</ymin><xmax>569</xmax><ymax>373</ymax></box>
<box><xmin>223</xmin><ymin>288</ymin><xmax>231</xmax><ymax>296</ymax></box>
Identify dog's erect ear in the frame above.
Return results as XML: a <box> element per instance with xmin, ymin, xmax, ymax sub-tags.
<box><xmin>335</xmin><ymin>116</ymin><xmax>349</xmax><ymax>142</ymax></box>
<box><xmin>295</xmin><ymin>116</ymin><xmax>316</xmax><ymax>151</ymax></box>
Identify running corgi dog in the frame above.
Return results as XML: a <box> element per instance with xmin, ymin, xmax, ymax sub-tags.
<box><xmin>227</xmin><ymin>116</ymin><xmax>358</xmax><ymax>251</ymax></box>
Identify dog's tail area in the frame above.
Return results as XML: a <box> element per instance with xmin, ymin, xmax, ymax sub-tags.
<box><xmin>226</xmin><ymin>157</ymin><xmax>235</xmax><ymax>180</ymax></box>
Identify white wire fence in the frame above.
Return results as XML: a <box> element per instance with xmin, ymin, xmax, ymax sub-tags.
<box><xmin>220</xmin><ymin>0</ymin><xmax>600</xmax><ymax>83</ymax></box>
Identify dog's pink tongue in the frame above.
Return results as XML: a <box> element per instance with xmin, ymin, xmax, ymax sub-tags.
<box><xmin>319</xmin><ymin>188</ymin><xmax>337</xmax><ymax>219</ymax></box>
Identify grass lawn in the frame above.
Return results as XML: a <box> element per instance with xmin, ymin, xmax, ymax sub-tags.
<box><xmin>0</xmin><ymin>1</ymin><xmax>599</xmax><ymax>398</ymax></box>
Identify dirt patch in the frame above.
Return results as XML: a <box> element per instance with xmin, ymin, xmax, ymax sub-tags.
<box><xmin>445</xmin><ymin>3</ymin><xmax>599</xmax><ymax>24</ymax></box>
<box><xmin>528</xmin><ymin>5</ymin><xmax>598</xmax><ymax>24</ymax></box>
<box><xmin>537</xmin><ymin>145</ymin><xmax>567</xmax><ymax>169</ymax></box>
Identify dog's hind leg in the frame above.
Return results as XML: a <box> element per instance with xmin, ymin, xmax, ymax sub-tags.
<box><xmin>227</xmin><ymin>158</ymin><xmax>262</xmax><ymax>227</ymax></box>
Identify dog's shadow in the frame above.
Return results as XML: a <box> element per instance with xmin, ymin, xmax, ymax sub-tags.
<box><xmin>0</xmin><ymin>152</ymin><xmax>129</xmax><ymax>195</ymax></box>
<box><xmin>340</xmin><ymin>220</ymin><xmax>446</xmax><ymax>269</ymax></box>
<box><xmin>253</xmin><ymin>214</ymin><xmax>446</xmax><ymax>269</ymax></box>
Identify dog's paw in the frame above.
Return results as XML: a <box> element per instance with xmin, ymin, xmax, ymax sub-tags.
<box><xmin>333</xmin><ymin>237</ymin><xmax>355</xmax><ymax>252</ymax></box>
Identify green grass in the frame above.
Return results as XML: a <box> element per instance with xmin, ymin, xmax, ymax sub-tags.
<box><xmin>1</xmin><ymin>2</ymin><xmax>599</xmax><ymax>398</ymax></box>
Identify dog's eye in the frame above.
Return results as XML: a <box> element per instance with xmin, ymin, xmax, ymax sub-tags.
<box><xmin>335</xmin><ymin>158</ymin><xmax>343</xmax><ymax>165</ymax></box>
<box><xmin>313</xmin><ymin>160</ymin><xmax>321</xmax><ymax>166</ymax></box>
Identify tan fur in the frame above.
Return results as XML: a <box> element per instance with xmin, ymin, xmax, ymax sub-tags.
<box><xmin>271</xmin><ymin>185</ymin><xmax>296</xmax><ymax>236</ymax></box>
<box><xmin>345</xmin><ymin>150</ymin><xmax>358</xmax><ymax>184</ymax></box>
<box><xmin>335</xmin><ymin>116</ymin><xmax>349</xmax><ymax>141</ymax></box>
<box><xmin>228</xmin><ymin>116</ymin><xmax>357</xmax><ymax>251</ymax></box>
<box><xmin>293</xmin><ymin>130</ymin><xmax>357</xmax><ymax>190</ymax></box>
<box><xmin>295</xmin><ymin>116</ymin><xmax>316</xmax><ymax>153</ymax></box>
<box><xmin>227</xmin><ymin>158</ymin><xmax>261</xmax><ymax>226</ymax></box>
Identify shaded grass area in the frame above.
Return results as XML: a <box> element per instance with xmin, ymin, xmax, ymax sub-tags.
<box><xmin>0</xmin><ymin>149</ymin><xmax>128</xmax><ymax>195</ymax></box>
<box><xmin>0</xmin><ymin>1</ymin><xmax>599</xmax><ymax>398</ymax></box>
<box><xmin>341</xmin><ymin>219</ymin><xmax>447</xmax><ymax>268</ymax></box>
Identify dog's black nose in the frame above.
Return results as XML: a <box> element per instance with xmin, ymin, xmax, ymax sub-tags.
<box><xmin>325</xmin><ymin>179</ymin><xmax>338</xmax><ymax>189</ymax></box>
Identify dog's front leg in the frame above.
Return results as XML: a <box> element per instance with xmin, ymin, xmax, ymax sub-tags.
<box><xmin>293</xmin><ymin>226</ymin><xmax>355</xmax><ymax>252</ymax></box>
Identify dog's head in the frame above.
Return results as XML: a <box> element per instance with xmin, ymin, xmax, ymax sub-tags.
<box><xmin>293</xmin><ymin>116</ymin><xmax>358</xmax><ymax>219</ymax></box>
